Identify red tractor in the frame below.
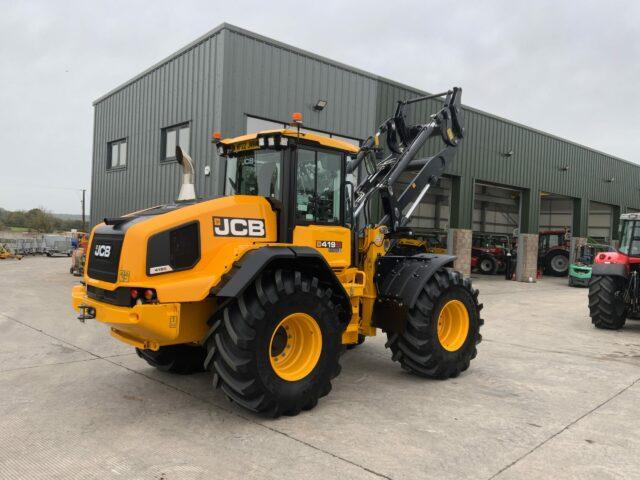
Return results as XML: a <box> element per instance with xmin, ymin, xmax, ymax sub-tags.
<box><xmin>471</xmin><ymin>233</ymin><xmax>509</xmax><ymax>275</ymax></box>
<box><xmin>588</xmin><ymin>213</ymin><xmax>639</xmax><ymax>329</ymax></box>
<box><xmin>538</xmin><ymin>229</ymin><xmax>570</xmax><ymax>276</ymax></box>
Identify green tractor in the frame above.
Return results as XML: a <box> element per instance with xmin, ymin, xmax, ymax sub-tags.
<box><xmin>568</xmin><ymin>241</ymin><xmax>612</xmax><ymax>287</ymax></box>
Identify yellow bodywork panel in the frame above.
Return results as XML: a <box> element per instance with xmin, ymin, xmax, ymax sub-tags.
<box><xmin>72</xmin><ymin>155</ymin><xmax>398</xmax><ymax>349</ymax></box>
<box><xmin>336</xmin><ymin>268</ymin><xmax>366</xmax><ymax>344</ymax></box>
<box><xmin>73</xmin><ymin>216</ymin><xmax>392</xmax><ymax>349</ymax></box>
<box><xmin>292</xmin><ymin>225</ymin><xmax>352</xmax><ymax>269</ymax></box>
<box><xmin>84</xmin><ymin>195</ymin><xmax>277</xmax><ymax>304</ymax></box>
<box><xmin>72</xmin><ymin>284</ymin><xmax>213</xmax><ymax>350</ymax></box>
<box><xmin>358</xmin><ymin>226</ymin><xmax>389</xmax><ymax>337</ymax></box>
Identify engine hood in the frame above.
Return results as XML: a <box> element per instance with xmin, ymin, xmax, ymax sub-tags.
<box><xmin>85</xmin><ymin>195</ymin><xmax>278</xmax><ymax>302</ymax></box>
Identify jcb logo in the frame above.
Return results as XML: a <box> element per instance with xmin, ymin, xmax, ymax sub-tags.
<box><xmin>213</xmin><ymin>217</ymin><xmax>265</xmax><ymax>237</ymax></box>
<box><xmin>94</xmin><ymin>244</ymin><xmax>112</xmax><ymax>258</ymax></box>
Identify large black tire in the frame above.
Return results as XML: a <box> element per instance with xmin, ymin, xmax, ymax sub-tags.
<box><xmin>386</xmin><ymin>269</ymin><xmax>483</xmax><ymax>379</ymax></box>
<box><xmin>204</xmin><ymin>269</ymin><xmax>347</xmax><ymax>417</ymax></box>
<box><xmin>136</xmin><ymin>344</ymin><xmax>207</xmax><ymax>374</ymax></box>
<box><xmin>588</xmin><ymin>275</ymin><xmax>627</xmax><ymax>330</ymax></box>
<box><xmin>478</xmin><ymin>255</ymin><xmax>498</xmax><ymax>275</ymax></box>
<box><xmin>546</xmin><ymin>251</ymin><xmax>569</xmax><ymax>276</ymax></box>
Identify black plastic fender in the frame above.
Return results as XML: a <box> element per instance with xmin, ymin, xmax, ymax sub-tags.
<box><xmin>591</xmin><ymin>263</ymin><xmax>628</xmax><ymax>278</ymax></box>
<box><xmin>212</xmin><ymin>246</ymin><xmax>351</xmax><ymax>323</ymax></box>
<box><xmin>372</xmin><ymin>253</ymin><xmax>456</xmax><ymax>333</ymax></box>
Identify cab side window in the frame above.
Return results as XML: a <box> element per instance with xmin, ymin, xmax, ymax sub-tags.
<box><xmin>295</xmin><ymin>149</ymin><xmax>342</xmax><ymax>223</ymax></box>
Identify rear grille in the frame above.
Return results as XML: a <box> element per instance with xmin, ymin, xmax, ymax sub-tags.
<box><xmin>87</xmin><ymin>234</ymin><xmax>124</xmax><ymax>283</ymax></box>
<box><xmin>87</xmin><ymin>285</ymin><xmax>131</xmax><ymax>306</ymax></box>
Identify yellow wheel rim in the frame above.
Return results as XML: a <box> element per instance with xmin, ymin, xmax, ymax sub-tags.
<box><xmin>437</xmin><ymin>300</ymin><xmax>470</xmax><ymax>352</ymax></box>
<box><xmin>269</xmin><ymin>313</ymin><xmax>322</xmax><ymax>382</ymax></box>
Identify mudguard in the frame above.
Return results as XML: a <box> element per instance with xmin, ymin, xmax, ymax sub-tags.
<box><xmin>372</xmin><ymin>253</ymin><xmax>456</xmax><ymax>333</ymax></box>
<box><xmin>212</xmin><ymin>246</ymin><xmax>351</xmax><ymax>322</ymax></box>
<box><xmin>591</xmin><ymin>263</ymin><xmax>628</xmax><ymax>278</ymax></box>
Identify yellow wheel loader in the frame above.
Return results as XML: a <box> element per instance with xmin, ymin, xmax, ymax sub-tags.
<box><xmin>72</xmin><ymin>88</ymin><xmax>482</xmax><ymax>416</ymax></box>
<box><xmin>0</xmin><ymin>244</ymin><xmax>22</xmax><ymax>260</ymax></box>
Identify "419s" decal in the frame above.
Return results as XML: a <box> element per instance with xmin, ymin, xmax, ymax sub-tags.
<box><xmin>316</xmin><ymin>240</ymin><xmax>342</xmax><ymax>253</ymax></box>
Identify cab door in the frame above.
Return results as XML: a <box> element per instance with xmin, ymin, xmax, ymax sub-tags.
<box><xmin>291</xmin><ymin>148</ymin><xmax>352</xmax><ymax>269</ymax></box>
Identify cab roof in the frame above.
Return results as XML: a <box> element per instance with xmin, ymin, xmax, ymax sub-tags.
<box><xmin>220</xmin><ymin>128</ymin><xmax>360</xmax><ymax>154</ymax></box>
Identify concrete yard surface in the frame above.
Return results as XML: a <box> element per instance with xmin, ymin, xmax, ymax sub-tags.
<box><xmin>1</xmin><ymin>257</ymin><xmax>639</xmax><ymax>479</ymax></box>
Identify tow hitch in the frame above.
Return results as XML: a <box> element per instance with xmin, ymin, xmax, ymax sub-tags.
<box><xmin>77</xmin><ymin>304</ymin><xmax>96</xmax><ymax>323</ymax></box>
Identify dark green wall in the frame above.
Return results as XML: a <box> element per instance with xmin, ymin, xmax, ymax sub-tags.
<box><xmin>91</xmin><ymin>24</ymin><xmax>640</xmax><ymax>233</ymax></box>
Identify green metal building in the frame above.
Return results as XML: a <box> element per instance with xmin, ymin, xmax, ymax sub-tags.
<box><xmin>90</xmin><ymin>23</ymin><xmax>640</xmax><ymax>253</ymax></box>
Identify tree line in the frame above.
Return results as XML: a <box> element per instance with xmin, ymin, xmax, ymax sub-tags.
<box><xmin>0</xmin><ymin>208</ymin><xmax>84</xmax><ymax>233</ymax></box>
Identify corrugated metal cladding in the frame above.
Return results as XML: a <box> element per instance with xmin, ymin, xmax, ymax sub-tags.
<box><xmin>91</xmin><ymin>29</ymin><xmax>225</xmax><ymax>224</ymax></box>
<box><xmin>91</xmin><ymin>23</ymin><xmax>640</xmax><ymax>232</ymax></box>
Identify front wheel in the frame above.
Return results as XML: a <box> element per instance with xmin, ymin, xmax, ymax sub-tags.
<box><xmin>588</xmin><ymin>275</ymin><xmax>626</xmax><ymax>329</ymax></box>
<box><xmin>204</xmin><ymin>269</ymin><xmax>347</xmax><ymax>417</ymax></box>
<box><xmin>386</xmin><ymin>269</ymin><xmax>483</xmax><ymax>379</ymax></box>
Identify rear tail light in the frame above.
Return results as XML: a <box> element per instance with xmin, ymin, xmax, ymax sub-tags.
<box><xmin>128</xmin><ymin>288</ymin><xmax>157</xmax><ymax>305</ymax></box>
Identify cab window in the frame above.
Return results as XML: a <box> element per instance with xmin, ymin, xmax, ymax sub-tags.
<box><xmin>225</xmin><ymin>151</ymin><xmax>281</xmax><ymax>199</ymax></box>
<box><xmin>295</xmin><ymin>149</ymin><xmax>342</xmax><ymax>223</ymax></box>
<box><xmin>620</xmin><ymin>221</ymin><xmax>640</xmax><ymax>256</ymax></box>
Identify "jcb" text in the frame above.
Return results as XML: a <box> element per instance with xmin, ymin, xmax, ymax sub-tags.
<box><xmin>213</xmin><ymin>217</ymin><xmax>265</xmax><ymax>237</ymax></box>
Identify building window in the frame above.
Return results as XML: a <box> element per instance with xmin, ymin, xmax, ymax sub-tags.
<box><xmin>108</xmin><ymin>139</ymin><xmax>127</xmax><ymax>170</ymax></box>
<box><xmin>162</xmin><ymin>122</ymin><xmax>190</xmax><ymax>161</ymax></box>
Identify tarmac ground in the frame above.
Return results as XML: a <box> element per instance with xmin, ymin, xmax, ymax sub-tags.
<box><xmin>1</xmin><ymin>256</ymin><xmax>639</xmax><ymax>479</ymax></box>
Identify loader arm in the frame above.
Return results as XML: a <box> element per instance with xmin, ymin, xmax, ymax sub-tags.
<box><xmin>351</xmin><ymin>87</ymin><xmax>464</xmax><ymax>232</ymax></box>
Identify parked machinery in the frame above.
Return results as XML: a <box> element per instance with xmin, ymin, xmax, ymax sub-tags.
<box><xmin>471</xmin><ymin>233</ymin><xmax>510</xmax><ymax>275</ymax></box>
<box><xmin>70</xmin><ymin>233</ymin><xmax>88</xmax><ymax>276</ymax></box>
<box><xmin>0</xmin><ymin>244</ymin><xmax>22</xmax><ymax>260</ymax></box>
<box><xmin>538</xmin><ymin>229</ymin><xmax>570</xmax><ymax>276</ymax></box>
<box><xmin>589</xmin><ymin>213</ymin><xmax>640</xmax><ymax>329</ymax></box>
<box><xmin>568</xmin><ymin>241</ymin><xmax>611</xmax><ymax>287</ymax></box>
<box><xmin>72</xmin><ymin>88</ymin><xmax>484</xmax><ymax>416</ymax></box>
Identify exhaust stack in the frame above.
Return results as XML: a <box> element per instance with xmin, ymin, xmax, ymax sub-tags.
<box><xmin>175</xmin><ymin>146</ymin><xmax>196</xmax><ymax>202</ymax></box>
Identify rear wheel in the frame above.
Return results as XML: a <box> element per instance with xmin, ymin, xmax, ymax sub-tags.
<box><xmin>479</xmin><ymin>255</ymin><xmax>498</xmax><ymax>275</ymax></box>
<box><xmin>546</xmin><ymin>251</ymin><xmax>569</xmax><ymax>276</ymax></box>
<box><xmin>588</xmin><ymin>275</ymin><xmax>627</xmax><ymax>330</ymax></box>
<box><xmin>386</xmin><ymin>269</ymin><xmax>483</xmax><ymax>379</ymax></box>
<box><xmin>204</xmin><ymin>269</ymin><xmax>346</xmax><ymax>417</ymax></box>
<box><xmin>136</xmin><ymin>344</ymin><xmax>207</xmax><ymax>374</ymax></box>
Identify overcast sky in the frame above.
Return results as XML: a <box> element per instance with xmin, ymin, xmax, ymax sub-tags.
<box><xmin>1</xmin><ymin>0</ymin><xmax>638</xmax><ymax>214</ymax></box>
